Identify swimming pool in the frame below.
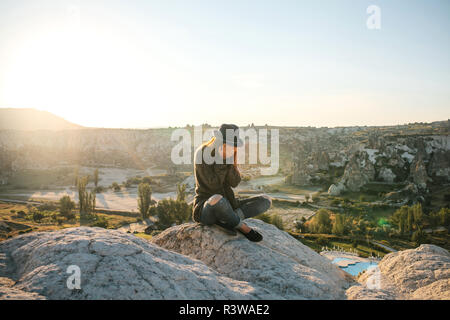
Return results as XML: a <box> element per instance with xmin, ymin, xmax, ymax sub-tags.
<box><xmin>332</xmin><ymin>257</ymin><xmax>378</xmax><ymax>276</ymax></box>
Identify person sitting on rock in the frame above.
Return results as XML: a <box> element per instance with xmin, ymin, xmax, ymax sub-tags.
<box><xmin>192</xmin><ymin>123</ymin><xmax>272</xmax><ymax>242</ymax></box>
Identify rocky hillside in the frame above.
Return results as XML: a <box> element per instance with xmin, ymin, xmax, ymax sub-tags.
<box><xmin>0</xmin><ymin>108</ymin><xmax>83</xmax><ymax>131</ymax></box>
<box><xmin>0</xmin><ymin>117</ymin><xmax>448</xmax><ymax>190</ymax></box>
<box><xmin>0</xmin><ymin>219</ymin><xmax>448</xmax><ymax>300</ymax></box>
<box><xmin>347</xmin><ymin>244</ymin><xmax>450</xmax><ymax>300</ymax></box>
<box><xmin>288</xmin><ymin>122</ymin><xmax>450</xmax><ymax>194</ymax></box>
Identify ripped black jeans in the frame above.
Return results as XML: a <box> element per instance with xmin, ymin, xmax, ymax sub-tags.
<box><xmin>199</xmin><ymin>194</ymin><xmax>272</xmax><ymax>229</ymax></box>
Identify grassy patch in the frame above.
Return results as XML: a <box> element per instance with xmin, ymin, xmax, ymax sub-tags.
<box><xmin>0</xmin><ymin>200</ymin><xmax>142</xmax><ymax>241</ymax></box>
<box><xmin>133</xmin><ymin>232</ymin><xmax>153</xmax><ymax>240</ymax></box>
<box><xmin>264</xmin><ymin>183</ymin><xmax>321</xmax><ymax>195</ymax></box>
<box><xmin>8</xmin><ymin>168</ymin><xmax>75</xmax><ymax>189</ymax></box>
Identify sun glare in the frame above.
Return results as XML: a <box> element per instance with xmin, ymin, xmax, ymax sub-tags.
<box><xmin>1</xmin><ymin>11</ymin><xmax>196</xmax><ymax>128</ymax></box>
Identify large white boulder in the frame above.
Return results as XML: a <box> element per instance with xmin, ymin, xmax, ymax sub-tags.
<box><xmin>347</xmin><ymin>244</ymin><xmax>450</xmax><ymax>300</ymax></box>
<box><xmin>151</xmin><ymin>218</ymin><xmax>350</xmax><ymax>299</ymax></box>
<box><xmin>0</xmin><ymin>227</ymin><xmax>271</xmax><ymax>299</ymax></box>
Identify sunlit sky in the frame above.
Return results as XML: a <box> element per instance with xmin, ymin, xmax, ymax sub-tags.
<box><xmin>0</xmin><ymin>0</ymin><xmax>449</xmax><ymax>128</ymax></box>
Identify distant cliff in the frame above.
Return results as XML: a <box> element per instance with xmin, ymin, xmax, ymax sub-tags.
<box><xmin>0</xmin><ymin>108</ymin><xmax>83</xmax><ymax>131</ymax></box>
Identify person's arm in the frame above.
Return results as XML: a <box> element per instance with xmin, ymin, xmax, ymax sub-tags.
<box><xmin>226</xmin><ymin>164</ymin><xmax>241</xmax><ymax>188</ymax></box>
<box><xmin>195</xmin><ymin>163</ymin><xmax>226</xmax><ymax>194</ymax></box>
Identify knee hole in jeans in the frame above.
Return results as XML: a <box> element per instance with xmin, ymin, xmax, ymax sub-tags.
<box><xmin>207</xmin><ymin>194</ymin><xmax>223</xmax><ymax>206</ymax></box>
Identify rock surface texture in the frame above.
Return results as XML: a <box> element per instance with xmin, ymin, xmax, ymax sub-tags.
<box><xmin>0</xmin><ymin>227</ymin><xmax>275</xmax><ymax>299</ymax></box>
<box><xmin>1</xmin><ymin>223</ymin><xmax>448</xmax><ymax>300</ymax></box>
<box><xmin>347</xmin><ymin>244</ymin><xmax>450</xmax><ymax>300</ymax></box>
<box><xmin>151</xmin><ymin>219</ymin><xmax>350</xmax><ymax>299</ymax></box>
<box><xmin>0</xmin><ymin>221</ymin><xmax>351</xmax><ymax>300</ymax></box>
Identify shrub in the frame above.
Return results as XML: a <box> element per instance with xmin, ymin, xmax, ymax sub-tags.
<box><xmin>32</xmin><ymin>211</ymin><xmax>44</xmax><ymax>223</ymax></box>
<box><xmin>316</xmin><ymin>236</ymin><xmax>329</xmax><ymax>246</ymax></box>
<box><xmin>59</xmin><ymin>195</ymin><xmax>76</xmax><ymax>220</ymax></box>
<box><xmin>18</xmin><ymin>228</ymin><xmax>32</xmax><ymax>234</ymax></box>
<box><xmin>308</xmin><ymin>209</ymin><xmax>332</xmax><ymax>234</ymax></box>
<box><xmin>331</xmin><ymin>199</ymin><xmax>340</xmax><ymax>206</ymax></box>
<box><xmin>91</xmin><ymin>216</ymin><xmax>109</xmax><ymax>228</ymax></box>
<box><xmin>111</xmin><ymin>182</ymin><xmax>121</xmax><ymax>192</ymax></box>
<box><xmin>411</xmin><ymin>230</ymin><xmax>427</xmax><ymax>245</ymax></box>
<box><xmin>17</xmin><ymin>210</ymin><xmax>26</xmax><ymax>218</ymax></box>
<box><xmin>138</xmin><ymin>183</ymin><xmax>152</xmax><ymax>219</ymax></box>
<box><xmin>94</xmin><ymin>186</ymin><xmax>105</xmax><ymax>193</ymax></box>
<box><xmin>152</xmin><ymin>199</ymin><xmax>192</xmax><ymax>229</ymax></box>
<box><xmin>271</xmin><ymin>215</ymin><xmax>284</xmax><ymax>230</ymax></box>
<box><xmin>176</xmin><ymin>183</ymin><xmax>187</xmax><ymax>202</ymax></box>
<box><xmin>142</xmin><ymin>176</ymin><xmax>153</xmax><ymax>185</ymax></box>
<box><xmin>254</xmin><ymin>213</ymin><xmax>272</xmax><ymax>224</ymax></box>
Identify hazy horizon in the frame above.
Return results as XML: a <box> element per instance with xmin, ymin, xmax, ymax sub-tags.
<box><xmin>1</xmin><ymin>107</ymin><xmax>448</xmax><ymax>130</ymax></box>
<box><xmin>0</xmin><ymin>1</ymin><xmax>449</xmax><ymax>128</ymax></box>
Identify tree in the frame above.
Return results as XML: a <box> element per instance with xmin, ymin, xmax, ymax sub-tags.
<box><xmin>391</xmin><ymin>204</ymin><xmax>426</xmax><ymax>235</ymax></box>
<box><xmin>271</xmin><ymin>215</ymin><xmax>284</xmax><ymax>230</ymax></box>
<box><xmin>142</xmin><ymin>176</ymin><xmax>153</xmax><ymax>185</ymax></box>
<box><xmin>77</xmin><ymin>176</ymin><xmax>96</xmax><ymax>223</ymax></box>
<box><xmin>438</xmin><ymin>207</ymin><xmax>450</xmax><ymax>226</ymax></box>
<box><xmin>411</xmin><ymin>230</ymin><xmax>426</xmax><ymax>246</ymax></box>
<box><xmin>332</xmin><ymin>214</ymin><xmax>348</xmax><ymax>235</ymax></box>
<box><xmin>153</xmin><ymin>199</ymin><xmax>191</xmax><ymax>229</ymax></box>
<box><xmin>176</xmin><ymin>183</ymin><xmax>187</xmax><ymax>202</ymax></box>
<box><xmin>406</xmin><ymin>210</ymin><xmax>413</xmax><ymax>233</ymax></box>
<box><xmin>111</xmin><ymin>182</ymin><xmax>121</xmax><ymax>192</ymax></box>
<box><xmin>59</xmin><ymin>195</ymin><xmax>76</xmax><ymax>220</ymax></box>
<box><xmin>391</xmin><ymin>206</ymin><xmax>409</xmax><ymax>234</ymax></box>
<box><xmin>412</xmin><ymin>203</ymin><xmax>423</xmax><ymax>229</ymax></box>
<box><xmin>309</xmin><ymin>209</ymin><xmax>332</xmax><ymax>234</ymax></box>
<box><xmin>73</xmin><ymin>166</ymin><xmax>79</xmax><ymax>187</ymax></box>
<box><xmin>138</xmin><ymin>183</ymin><xmax>152</xmax><ymax>219</ymax></box>
<box><xmin>94</xmin><ymin>168</ymin><xmax>99</xmax><ymax>187</ymax></box>
<box><xmin>32</xmin><ymin>210</ymin><xmax>44</xmax><ymax>223</ymax></box>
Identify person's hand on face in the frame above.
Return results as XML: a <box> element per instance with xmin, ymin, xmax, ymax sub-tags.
<box><xmin>219</xmin><ymin>143</ymin><xmax>235</xmax><ymax>163</ymax></box>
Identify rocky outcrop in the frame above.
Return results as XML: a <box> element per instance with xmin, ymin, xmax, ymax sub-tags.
<box><xmin>428</xmin><ymin>150</ymin><xmax>450</xmax><ymax>182</ymax></box>
<box><xmin>378</xmin><ymin>167</ymin><xmax>396</xmax><ymax>183</ymax></box>
<box><xmin>0</xmin><ymin>277</ymin><xmax>46</xmax><ymax>300</ymax></box>
<box><xmin>312</xmin><ymin>151</ymin><xmax>330</xmax><ymax>171</ymax></box>
<box><xmin>384</xmin><ymin>183</ymin><xmax>421</xmax><ymax>205</ymax></box>
<box><xmin>328</xmin><ymin>182</ymin><xmax>346</xmax><ymax>196</ymax></box>
<box><xmin>151</xmin><ymin>219</ymin><xmax>350</xmax><ymax>300</ymax></box>
<box><xmin>0</xmin><ymin>227</ymin><xmax>274</xmax><ymax>299</ymax></box>
<box><xmin>409</xmin><ymin>157</ymin><xmax>431</xmax><ymax>190</ymax></box>
<box><xmin>347</xmin><ymin>244</ymin><xmax>450</xmax><ymax>300</ymax></box>
<box><xmin>339</xmin><ymin>151</ymin><xmax>376</xmax><ymax>192</ymax></box>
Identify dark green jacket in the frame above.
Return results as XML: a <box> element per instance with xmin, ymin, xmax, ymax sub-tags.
<box><xmin>192</xmin><ymin>144</ymin><xmax>241</xmax><ymax>222</ymax></box>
